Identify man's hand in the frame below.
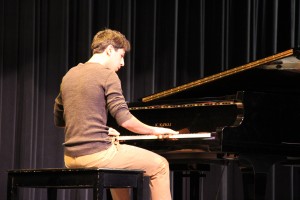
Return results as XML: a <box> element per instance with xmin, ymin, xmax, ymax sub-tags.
<box><xmin>151</xmin><ymin>127</ymin><xmax>179</xmax><ymax>135</ymax></box>
<box><xmin>108</xmin><ymin>127</ymin><xmax>120</xmax><ymax>136</ymax></box>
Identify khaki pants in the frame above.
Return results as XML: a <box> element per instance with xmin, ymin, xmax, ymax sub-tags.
<box><xmin>65</xmin><ymin>143</ymin><xmax>172</xmax><ymax>200</ymax></box>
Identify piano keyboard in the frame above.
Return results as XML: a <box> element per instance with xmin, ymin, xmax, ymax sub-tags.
<box><xmin>118</xmin><ymin>132</ymin><xmax>212</xmax><ymax>141</ymax></box>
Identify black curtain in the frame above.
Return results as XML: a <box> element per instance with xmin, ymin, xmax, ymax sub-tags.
<box><xmin>1</xmin><ymin>0</ymin><xmax>299</xmax><ymax>199</ymax></box>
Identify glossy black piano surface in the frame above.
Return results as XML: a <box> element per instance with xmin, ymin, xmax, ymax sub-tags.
<box><xmin>108</xmin><ymin>48</ymin><xmax>300</xmax><ymax>158</ymax></box>
<box><xmin>140</xmin><ymin>49</ymin><xmax>300</xmax><ymax>102</ymax></box>
<box><xmin>108</xmin><ymin>98</ymin><xmax>241</xmax><ymax>155</ymax></box>
<box><xmin>107</xmin><ymin>48</ymin><xmax>300</xmax><ymax>200</ymax></box>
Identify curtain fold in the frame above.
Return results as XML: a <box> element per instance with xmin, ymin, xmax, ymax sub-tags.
<box><xmin>1</xmin><ymin>0</ymin><xmax>299</xmax><ymax>199</ymax></box>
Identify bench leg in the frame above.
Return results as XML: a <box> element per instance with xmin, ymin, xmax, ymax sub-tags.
<box><xmin>135</xmin><ymin>174</ymin><xmax>144</xmax><ymax>200</ymax></box>
<box><xmin>94</xmin><ymin>186</ymin><xmax>104</xmax><ymax>200</ymax></box>
<box><xmin>7</xmin><ymin>188</ymin><xmax>18</xmax><ymax>200</ymax></box>
<box><xmin>7</xmin><ymin>187</ymin><xmax>17</xmax><ymax>200</ymax></box>
<box><xmin>47</xmin><ymin>188</ymin><xmax>57</xmax><ymax>200</ymax></box>
<box><xmin>7</xmin><ymin>176</ymin><xmax>18</xmax><ymax>200</ymax></box>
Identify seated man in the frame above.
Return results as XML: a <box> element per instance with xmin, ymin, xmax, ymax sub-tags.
<box><xmin>54</xmin><ymin>28</ymin><xmax>178</xmax><ymax>200</ymax></box>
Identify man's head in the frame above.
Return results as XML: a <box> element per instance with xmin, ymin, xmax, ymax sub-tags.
<box><xmin>91</xmin><ymin>29</ymin><xmax>130</xmax><ymax>55</ymax></box>
<box><xmin>90</xmin><ymin>29</ymin><xmax>131</xmax><ymax>72</ymax></box>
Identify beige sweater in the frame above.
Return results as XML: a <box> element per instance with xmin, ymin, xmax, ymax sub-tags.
<box><xmin>54</xmin><ymin>62</ymin><xmax>132</xmax><ymax>157</ymax></box>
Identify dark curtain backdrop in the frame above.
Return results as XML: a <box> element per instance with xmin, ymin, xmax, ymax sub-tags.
<box><xmin>1</xmin><ymin>0</ymin><xmax>300</xmax><ymax>199</ymax></box>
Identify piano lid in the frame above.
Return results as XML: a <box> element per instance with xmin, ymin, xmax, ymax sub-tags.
<box><xmin>142</xmin><ymin>48</ymin><xmax>300</xmax><ymax>103</ymax></box>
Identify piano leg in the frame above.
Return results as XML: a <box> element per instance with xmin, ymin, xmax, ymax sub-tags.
<box><xmin>172</xmin><ymin>171</ymin><xmax>183</xmax><ymax>200</ymax></box>
<box><xmin>241</xmin><ymin>171</ymin><xmax>267</xmax><ymax>200</ymax></box>
<box><xmin>190</xmin><ymin>171</ymin><xmax>205</xmax><ymax>199</ymax></box>
<box><xmin>239</xmin><ymin>155</ymin><xmax>285</xmax><ymax>200</ymax></box>
<box><xmin>172</xmin><ymin>170</ymin><xmax>206</xmax><ymax>200</ymax></box>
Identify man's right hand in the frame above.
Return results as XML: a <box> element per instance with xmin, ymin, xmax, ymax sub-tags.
<box><xmin>151</xmin><ymin>127</ymin><xmax>179</xmax><ymax>135</ymax></box>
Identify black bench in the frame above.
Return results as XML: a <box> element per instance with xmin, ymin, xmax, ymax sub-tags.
<box><xmin>7</xmin><ymin>168</ymin><xmax>144</xmax><ymax>200</ymax></box>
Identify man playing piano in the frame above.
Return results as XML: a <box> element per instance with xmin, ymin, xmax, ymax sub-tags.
<box><xmin>54</xmin><ymin>28</ymin><xmax>178</xmax><ymax>200</ymax></box>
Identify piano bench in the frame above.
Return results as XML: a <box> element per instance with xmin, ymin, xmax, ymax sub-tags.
<box><xmin>7</xmin><ymin>168</ymin><xmax>144</xmax><ymax>200</ymax></box>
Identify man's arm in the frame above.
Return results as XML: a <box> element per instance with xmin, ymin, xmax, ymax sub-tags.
<box><xmin>54</xmin><ymin>93</ymin><xmax>65</xmax><ymax>127</ymax></box>
<box><xmin>120</xmin><ymin>116</ymin><xmax>178</xmax><ymax>135</ymax></box>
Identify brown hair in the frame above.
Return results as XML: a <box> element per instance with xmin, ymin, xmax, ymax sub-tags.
<box><xmin>91</xmin><ymin>29</ymin><xmax>131</xmax><ymax>54</ymax></box>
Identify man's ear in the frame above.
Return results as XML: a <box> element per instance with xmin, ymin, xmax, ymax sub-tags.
<box><xmin>105</xmin><ymin>45</ymin><xmax>114</xmax><ymax>56</ymax></box>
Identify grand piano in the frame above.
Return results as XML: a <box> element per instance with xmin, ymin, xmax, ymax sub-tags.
<box><xmin>107</xmin><ymin>48</ymin><xmax>300</xmax><ymax>200</ymax></box>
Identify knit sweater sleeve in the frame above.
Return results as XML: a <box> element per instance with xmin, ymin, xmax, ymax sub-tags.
<box><xmin>105</xmin><ymin>72</ymin><xmax>133</xmax><ymax>125</ymax></box>
<box><xmin>54</xmin><ymin>92</ymin><xmax>65</xmax><ymax>127</ymax></box>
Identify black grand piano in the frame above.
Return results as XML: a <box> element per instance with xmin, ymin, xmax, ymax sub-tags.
<box><xmin>108</xmin><ymin>48</ymin><xmax>300</xmax><ymax>200</ymax></box>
